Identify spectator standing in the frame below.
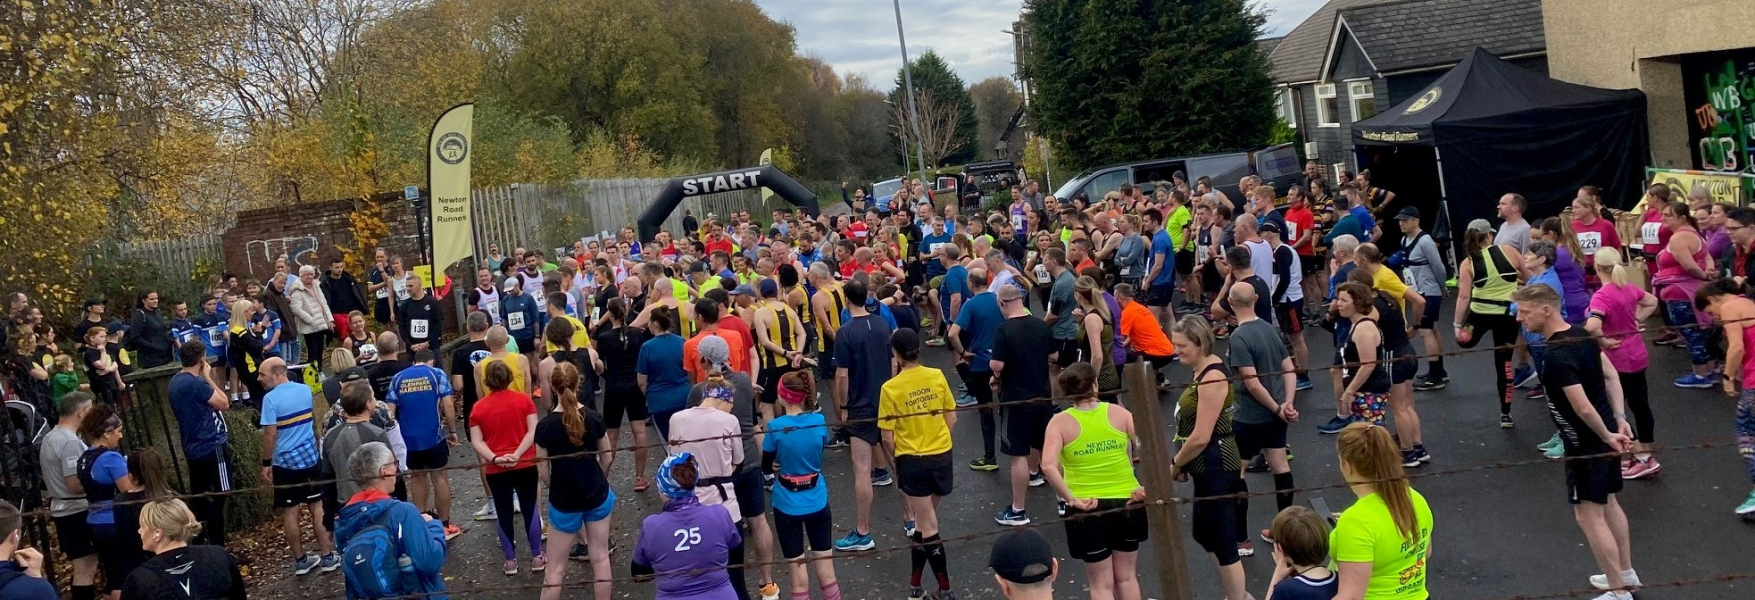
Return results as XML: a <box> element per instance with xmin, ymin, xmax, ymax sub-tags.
<box><xmin>168</xmin><ymin>341</ymin><xmax>234</xmax><ymax>548</ymax></box>
<box><xmin>323</xmin><ymin>256</ymin><xmax>370</xmax><ymax>340</ymax></box>
<box><xmin>258</xmin><ymin>357</ymin><xmax>339</xmax><ymax>575</ymax></box>
<box><xmin>0</xmin><ymin>500</ymin><xmax>57</xmax><ymax>600</ymax></box>
<box><xmin>125</xmin><ymin>290</ymin><xmax>173</xmax><ymax>369</ymax></box>
<box><xmin>289</xmin><ymin>266</ymin><xmax>335</xmax><ymax>362</ymax></box>
<box><xmin>987</xmin><ymin>529</ymin><xmax>1057</xmax><ymax>600</ymax></box>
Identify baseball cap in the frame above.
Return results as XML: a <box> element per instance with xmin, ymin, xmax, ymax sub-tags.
<box><xmin>996</xmin><ymin>285</ymin><xmax>1024</xmax><ymax>304</ymax></box>
<box><xmin>758</xmin><ymin>278</ymin><xmax>779</xmax><ymax>298</ymax></box>
<box><xmin>1396</xmin><ymin>206</ymin><xmax>1421</xmax><ymax>221</ymax></box>
<box><xmin>689</xmin><ymin>261</ymin><xmax>708</xmax><ymax>274</ymax></box>
<box><xmin>502</xmin><ymin>277</ymin><xmax>519</xmax><ymax>292</ymax></box>
<box><xmin>105</xmin><ymin>320</ymin><xmax>128</xmax><ymax>334</ymax></box>
<box><xmin>730</xmin><ymin>284</ymin><xmax>756</xmax><ymax>297</ymax></box>
<box><xmin>337</xmin><ymin>366</ymin><xmax>369</xmax><ymax>383</ymax></box>
<box><xmin>84</xmin><ymin>298</ymin><xmax>106</xmax><ymax>309</ymax></box>
<box><xmin>989</xmin><ymin>529</ymin><xmax>1056</xmax><ymax>584</ymax></box>
<box><xmin>1467</xmin><ymin>218</ymin><xmax>1495</xmax><ymax>233</ymax></box>
<box><xmin>1260</xmin><ymin>219</ymin><xmax>1283</xmax><ymax>235</ymax></box>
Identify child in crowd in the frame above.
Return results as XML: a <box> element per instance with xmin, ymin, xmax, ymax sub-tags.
<box><xmin>50</xmin><ymin>354</ymin><xmax>81</xmax><ymax>403</ymax></box>
<box><xmin>1265</xmin><ymin>506</ymin><xmax>1337</xmax><ymax>600</ymax></box>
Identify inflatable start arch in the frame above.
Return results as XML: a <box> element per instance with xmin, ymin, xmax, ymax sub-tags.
<box><xmin>636</xmin><ymin>165</ymin><xmax>820</xmax><ymax>242</ymax></box>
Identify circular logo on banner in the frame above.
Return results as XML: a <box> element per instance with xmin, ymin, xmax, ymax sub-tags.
<box><xmin>1404</xmin><ymin>88</ymin><xmax>1441</xmax><ymax>114</ymax></box>
<box><xmin>437</xmin><ymin>132</ymin><xmax>469</xmax><ymax>165</ymax></box>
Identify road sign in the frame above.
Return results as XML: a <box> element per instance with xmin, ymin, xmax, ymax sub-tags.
<box><xmin>405</xmin><ymin>185</ymin><xmax>421</xmax><ymax>200</ymax></box>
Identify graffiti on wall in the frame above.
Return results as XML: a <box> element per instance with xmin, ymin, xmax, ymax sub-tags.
<box><xmin>245</xmin><ymin>235</ymin><xmax>320</xmax><ymax>275</ymax></box>
<box><xmin>1686</xmin><ymin>54</ymin><xmax>1755</xmax><ymax>175</ymax></box>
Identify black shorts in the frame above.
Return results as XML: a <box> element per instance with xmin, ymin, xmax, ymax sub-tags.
<box><xmin>1388</xmin><ymin>343</ymin><xmax>1418</xmax><ymax>384</ymax></box>
<box><xmin>1233</xmin><ymin>419</ymin><xmax>1289</xmax><ymax>460</ymax></box>
<box><xmin>775</xmin><ymin>506</ymin><xmax>834</xmax><ymax>559</ymax></box>
<box><xmin>1065</xmin><ymin>499</ymin><xmax>1149</xmax><ymax>563</ymax></box>
<box><xmin>1054</xmin><ymin>338</ymin><xmax>1082</xmax><ymax>368</ymax></box>
<box><xmin>895</xmin><ymin>451</ymin><xmax>954</xmax><ymax>498</ymax></box>
<box><xmin>53</xmin><ymin>511</ymin><xmax>95</xmax><ymax>559</ymax></box>
<box><xmin>1276</xmin><ymin>303</ymin><xmax>1304</xmax><ymax>336</ymax></box>
<box><xmin>1417</xmin><ymin>294</ymin><xmax>1444</xmax><ymax>329</ymax></box>
<box><xmin>272</xmin><ymin>465</ymin><xmax>324</xmax><ymax>508</ymax></box>
<box><xmin>758</xmin><ymin>365</ymin><xmax>795</xmax><ymax>405</ymax></box>
<box><xmin>843</xmin><ymin>416</ymin><xmax>881</xmax><ymax>445</ymax></box>
<box><xmin>1301</xmin><ymin>253</ymin><xmax>1324</xmax><ymax>276</ymax></box>
<box><xmin>1200</xmin><ymin>260</ymin><xmax>1222</xmax><ymax>292</ymax></box>
<box><xmin>1002</xmin><ymin>407</ymin><xmax>1053</xmax><ymax>457</ymax></box>
<box><xmin>1143</xmin><ymin>283</ymin><xmax>1175</xmax><ymax>307</ymax></box>
<box><xmin>1566</xmin><ymin>455</ymin><xmax>1624</xmax><ymax>505</ymax></box>
<box><xmin>602</xmin><ymin>384</ymin><xmax>648</xmax><ymax>429</ymax></box>
<box><xmin>1190</xmin><ymin>468</ymin><xmax>1242</xmax><ymax>566</ymax></box>
<box><xmin>816</xmin><ymin>339</ymin><xmax>837</xmax><ymax>382</ymax></box>
<box><xmin>731</xmin><ymin>467</ymin><xmax>767</xmax><ymax>519</ymax></box>
<box><xmin>93</xmin><ymin>524</ymin><xmax>141</xmax><ymax>592</ymax></box>
<box><xmin>406</xmin><ymin>442</ymin><xmax>450</xmax><ymax>471</ymax></box>
<box><xmin>1175</xmin><ymin>250</ymin><xmax>1195</xmax><ymax>276</ymax></box>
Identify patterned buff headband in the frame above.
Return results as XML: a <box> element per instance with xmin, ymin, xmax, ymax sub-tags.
<box><xmin>657</xmin><ymin>452</ymin><xmax>696</xmax><ymax>500</ymax></box>
<box><xmin>703</xmin><ymin>383</ymin><xmax>736</xmax><ymax>403</ymax></box>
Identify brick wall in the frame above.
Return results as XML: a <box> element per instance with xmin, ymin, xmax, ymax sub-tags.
<box><xmin>220</xmin><ymin>192</ymin><xmax>423</xmax><ymax>284</ymax></box>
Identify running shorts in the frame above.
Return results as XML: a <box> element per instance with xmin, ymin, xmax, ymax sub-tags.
<box><xmin>272</xmin><ymin>465</ymin><xmax>324</xmax><ymax>508</ymax></box>
<box><xmin>1276</xmin><ymin>303</ymin><xmax>1304</xmax><ymax>336</ymax></box>
<box><xmin>1566</xmin><ymin>455</ymin><xmax>1624</xmax><ymax>505</ymax></box>
<box><xmin>1417</xmin><ymin>294</ymin><xmax>1444</xmax><ymax>329</ymax></box>
<box><xmin>1064</xmin><ymin>498</ymin><xmax>1149</xmax><ymax>563</ymax></box>
<box><xmin>602</xmin><ymin>384</ymin><xmax>648</xmax><ymax>428</ymax></box>
<box><xmin>1233</xmin><ymin>419</ymin><xmax>1289</xmax><ymax>460</ymax></box>
<box><xmin>1190</xmin><ymin>467</ymin><xmax>1242</xmax><ymax>566</ymax></box>
<box><xmin>1175</xmin><ymin>250</ymin><xmax>1195</xmax><ymax>277</ymax></box>
<box><xmin>775</xmin><ymin>506</ymin><xmax>834</xmax><ymax>559</ymax></box>
<box><xmin>1143</xmin><ymin>283</ymin><xmax>1175</xmax><ymax>308</ymax></box>
<box><xmin>53</xmin><ymin>512</ymin><xmax>96</xmax><ymax>559</ymax></box>
<box><xmin>895</xmin><ymin>451</ymin><xmax>954</xmax><ymax>498</ymax></box>
<box><xmin>1002</xmin><ymin>407</ymin><xmax>1053</xmax><ymax>457</ymax></box>
<box><xmin>1054</xmin><ymin>338</ymin><xmax>1082</xmax><ymax>368</ymax></box>
<box><xmin>405</xmin><ymin>442</ymin><xmax>449</xmax><ymax>471</ymax></box>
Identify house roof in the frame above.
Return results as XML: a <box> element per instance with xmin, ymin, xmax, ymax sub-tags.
<box><xmin>1256</xmin><ymin>36</ymin><xmax>1285</xmax><ymax>57</ymax></box>
<box><xmin>1338</xmin><ymin>0</ymin><xmax>1544</xmax><ymax>75</ymax></box>
<box><xmin>1266</xmin><ymin>0</ymin><xmax>1400</xmax><ymax>84</ymax></box>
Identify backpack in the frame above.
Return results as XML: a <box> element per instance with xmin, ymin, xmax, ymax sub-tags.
<box><xmin>340</xmin><ymin>507</ymin><xmax>413</xmax><ymax>599</ymax></box>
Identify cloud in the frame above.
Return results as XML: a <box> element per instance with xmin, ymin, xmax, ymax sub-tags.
<box><xmin>759</xmin><ymin>0</ymin><xmax>1327</xmax><ymax>91</ymax></box>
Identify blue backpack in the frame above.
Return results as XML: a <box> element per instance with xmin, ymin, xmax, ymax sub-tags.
<box><xmin>341</xmin><ymin>508</ymin><xmax>414</xmax><ymax>599</ymax></box>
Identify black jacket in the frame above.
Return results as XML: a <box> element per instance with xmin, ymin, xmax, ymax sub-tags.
<box><xmin>126</xmin><ymin>307</ymin><xmax>174</xmax><ymax>368</ymax></box>
<box><xmin>321</xmin><ymin>272</ymin><xmax>369</xmax><ymax>315</ymax></box>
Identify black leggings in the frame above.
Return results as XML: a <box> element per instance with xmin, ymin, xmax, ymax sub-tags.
<box><xmin>1458</xmin><ymin>311</ymin><xmax>1519</xmax><ymax>414</ymax></box>
<box><xmin>486</xmin><ymin>468</ymin><xmax>543</xmax><ymax>561</ymax></box>
<box><xmin>728</xmin><ymin>538</ymin><xmax>751</xmax><ymax>600</ymax></box>
<box><xmin>957</xmin><ymin>364</ymin><xmax>996</xmax><ymax>461</ymax></box>
<box><xmin>303</xmin><ymin>331</ymin><xmax>328</xmax><ymax>364</ymax></box>
<box><xmin>1621</xmin><ymin>370</ymin><xmax>1653</xmax><ymax>444</ymax></box>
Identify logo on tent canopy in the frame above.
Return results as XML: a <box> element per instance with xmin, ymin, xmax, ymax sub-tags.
<box><xmin>1405</xmin><ymin>88</ymin><xmax>1442</xmax><ymax>115</ymax></box>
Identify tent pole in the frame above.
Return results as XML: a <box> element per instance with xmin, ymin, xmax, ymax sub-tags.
<box><xmin>1434</xmin><ymin>147</ymin><xmax>1459</xmax><ymax>278</ymax></box>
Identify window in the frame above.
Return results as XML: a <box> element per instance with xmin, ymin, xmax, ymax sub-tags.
<box><xmin>1276</xmin><ymin>87</ymin><xmax>1297</xmax><ymax>128</ymax></box>
<box><xmin>1348</xmin><ymin>80</ymin><xmax>1377</xmax><ymax>122</ymax></box>
<box><xmin>1315</xmin><ymin>83</ymin><xmax>1340</xmax><ymax>127</ymax></box>
<box><xmin>1080</xmin><ymin>169</ymin><xmax>1129</xmax><ymax>201</ymax></box>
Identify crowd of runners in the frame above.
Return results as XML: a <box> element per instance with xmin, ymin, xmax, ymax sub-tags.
<box><xmin>7</xmin><ymin>163</ymin><xmax>1755</xmax><ymax>600</ymax></box>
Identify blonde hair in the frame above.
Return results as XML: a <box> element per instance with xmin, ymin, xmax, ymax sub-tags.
<box><xmin>1171</xmin><ymin>315</ymin><xmax>1215</xmax><ymax>358</ymax></box>
<box><xmin>1593</xmin><ymin>247</ymin><xmax>1630</xmax><ymax>287</ymax></box>
<box><xmin>139</xmin><ymin>498</ymin><xmax>203</xmax><ymax>543</ymax></box>
<box><xmin>227</xmin><ymin>299</ymin><xmax>254</xmax><ymax>331</ymax></box>
<box><xmin>325</xmin><ymin>346</ymin><xmax>356</xmax><ymax>376</ymax></box>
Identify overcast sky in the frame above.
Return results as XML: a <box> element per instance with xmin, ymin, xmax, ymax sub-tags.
<box><xmin>757</xmin><ymin>0</ymin><xmax>1326</xmax><ymax>90</ymax></box>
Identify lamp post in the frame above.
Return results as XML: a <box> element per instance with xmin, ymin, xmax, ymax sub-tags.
<box><xmin>893</xmin><ymin>0</ymin><xmax>929</xmax><ymax>180</ymax></box>
<box><xmin>1002</xmin><ymin>27</ymin><xmax>1051</xmax><ymax>189</ymax></box>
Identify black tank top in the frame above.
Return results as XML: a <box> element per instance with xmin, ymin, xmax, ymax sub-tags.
<box><xmin>1341</xmin><ymin>318</ymin><xmax>1393</xmax><ymax>393</ymax></box>
<box><xmin>77</xmin><ymin>446</ymin><xmax>120</xmax><ymax>507</ymax></box>
<box><xmin>1372</xmin><ymin>294</ymin><xmax>1411</xmax><ymax>350</ymax></box>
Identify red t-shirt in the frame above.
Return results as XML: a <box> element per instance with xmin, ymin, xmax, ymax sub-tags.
<box><xmin>470</xmin><ymin>390</ymin><xmax>537</xmax><ymax>474</ymax></box>
<box><xmin>848</xmin><ymin>221</ymin><xmax>869</xmax><ymax>240</ymax></box>
<box><xmin>682</xmin><ymin>329</ymin><xmax>752</xmax><ymax>383</ymax></box>
<box><xmin>1571</xmin><ymin>216</ymin><xmax>1621</xmax><ymax>262</ymax></box>
<box><xmin>1283</xmin><ymin>206</ymin><xmax>1317</xmax><ymax>256</ymax></box>
<box><xmin>718</xmin><ymin>314</ymin><xmax>756</xmax><ymax>354</ymax></box>
<box><xmin>704</xmin><ymin>237</ymin><xmax>735</xmax><ymax>257</ymax></box>
<box><xmin>1639</xmin><ymin>209</ymin><xmax>1669</xmax><ymax>256</ymax></box>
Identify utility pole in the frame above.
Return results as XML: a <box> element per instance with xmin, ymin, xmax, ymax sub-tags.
<box><xmin>893</xmin><ymin>0</ymin><xmax>929</xmax><ymax>180</ymax></box>
<box><xmin>1123</xmin><ymin>359</ymin><xmax>1191</xmax><ymax>600</ymax></box>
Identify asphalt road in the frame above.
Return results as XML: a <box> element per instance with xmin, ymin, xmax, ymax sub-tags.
<box><xmin>251</xmin><ymin>301</ymin><xmax>1755</xmax><ymax>600</ymax></box>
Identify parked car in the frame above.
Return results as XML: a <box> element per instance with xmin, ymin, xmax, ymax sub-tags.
<box><xmin>1051</xmin><ymin>143</ymin><xmax>1302</xmax><ymax>206</ymax></box>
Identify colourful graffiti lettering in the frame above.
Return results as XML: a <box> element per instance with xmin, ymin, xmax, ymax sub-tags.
<box><xmin>1693</xmin><ymin>58</ymin><xmax>1755</xmax><ymax>175</ymax></box>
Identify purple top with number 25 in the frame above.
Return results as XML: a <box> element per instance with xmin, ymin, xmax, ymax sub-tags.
<box><xmin>633</xmin><ymin>498</ymin><xmax>742</xmax><ymax>599</ymax></box>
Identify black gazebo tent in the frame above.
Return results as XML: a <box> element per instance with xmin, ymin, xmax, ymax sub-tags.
<box><xmin>1352</xmin><ymin>47</ymin><xmax>1649</xmax><ymax>245</ymax></box>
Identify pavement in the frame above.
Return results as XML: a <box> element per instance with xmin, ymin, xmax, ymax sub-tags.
<box><xmin>247</xmin><ymin>301</ymin><xmax>1755</xmax><ymax>600</ymax></box>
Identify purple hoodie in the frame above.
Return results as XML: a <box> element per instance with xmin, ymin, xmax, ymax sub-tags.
<box><xmin>633</xmin><ymin>497</ymin><xmax>742</xmax><ymax>599</ymax></box>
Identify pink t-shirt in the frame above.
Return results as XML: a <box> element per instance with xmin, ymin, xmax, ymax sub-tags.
<box><xmin>1589</xmin><ymin>283</ymin><xmax>1649</xmax><ymax>372</ymax></box>
<box><xmin>666</xmin><ymin>406</ymin><xmax>744</xmax><ymax>520</ymax></box>
<box><xmin>1638</xmin><ymin>209</ymin><xmax>1669</xmax><ymax>256</ymax></box>
<box><xmin>1571</xmin><ymin>217</ymin><xmax>1621</xmax><ymax>259</ymax></box>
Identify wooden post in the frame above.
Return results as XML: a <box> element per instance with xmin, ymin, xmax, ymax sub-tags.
<box><xmin>1122</xmin><ymin>359</ymin><xmax>1191</xmax><ymax>600</ymax></box>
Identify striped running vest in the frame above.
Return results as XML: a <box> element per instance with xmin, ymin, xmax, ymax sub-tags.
<box><xmin>758</xmin><ymin>301</ymin><xmax>801</xmax><ymax>369</ymax></box>
<box><xmin>813</xmin><ymin>285</ymin><xmax>847</xmax><ymax>352</ymax></box>
<box><xmin>1469</xmin><ymin>245</ymin><xmax>1517</xmax><ymax>315</ymax></box>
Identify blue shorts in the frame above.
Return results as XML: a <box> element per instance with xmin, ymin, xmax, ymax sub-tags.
<box><xmin>547</xmin><ymin>489</ymin><xmax>616</xmax><ymax>534</ymax></box>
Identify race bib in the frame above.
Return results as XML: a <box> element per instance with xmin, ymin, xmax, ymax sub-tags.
<box><xmin>1033</xmin><ymin>264</ymin><xmax>1051</xmax><ymax>284</ymax></box>
<box><xmin>1196</xmin><ymin>245</ymin><xmax>1210</xmax><ymax>264</ymax></box>
<box><xmin>1012</xmin><ymin>214</ymin><xmax>1026</xmax><ymax>232</ymax></box>
<box><xmin>375</xmin><ymin>287</ymin><xmax>389</xmax><ymax>299</ymax></box>
<box><xmin>1121</xmin><ymin>266</ymin><xmax>1134</xmax><ymax>277</ymax></box>
<box><xmin>482</xmin><ymin>299</ymin><xmax>501</xmax><ymax>323</ymax></box>
<box><xmin>1285</xmin><ymin>222</ymin><xmax>1298</xmax><ymax>241</ymax></box>
<box><xmin>1577</xmin><ymin>231</ymin><xmax>1602</xmax><ymax>255</ymax></box>
<box><xmin>507</xmin><ymin>311</ymin><xmax>527</xmax><ymax>331</ymax></box>
<box><xmin>930</xmin><ymin>242</ymin><xmax>948</xmax><ymax>254</ymax></box>
<box><xmin>1641</xmin><ymin>222</ymin><xmax>1660</xmax><ymax>246</ymax></box>
<box><xmin>410</xmin><ymin>319</ymin><xmax>430</xmax><ymax>338</ymax></box>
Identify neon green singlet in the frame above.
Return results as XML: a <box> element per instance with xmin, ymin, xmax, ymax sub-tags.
<box><xmin>1061</xmin><ymin>403</ymin><xmax>1139</xmax><ymax>499</ymax></box>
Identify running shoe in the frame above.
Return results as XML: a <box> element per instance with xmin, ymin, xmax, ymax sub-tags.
<box><xmin>1413</xmin><ymin>445</ymin><xmax>1431</xmax><ymax>463</ymax></box>
<box><xmin>871</xmin><ymin>468</ymin><xmax>894</xmax><ymax>486</ymax></box>
<box><xmin>826</xmin><ymin>433</ymin><xmax>850</xmax><ymax>449</ymax></box>
<box><xmin>908</xmin><ymin>587</ymin><xmax>930</xmax><ymax>600</ymax></box>
<box><xmin>530</xmin><ymin>555</ymin><xmax>546</xmax><ymax>573</ymax></box>
<box><xmin>1500</xmin><ymin>414</ymin><xmax>1515</xmax><ymax>429</ymax></box>
<box><xmin>1737</xmin><ymin>491</ymin><xmax>1755</xmax><ymax>515</ymax></box>
<box><xmin>1538</xmin><ymin>433</ymin><xmax>1562</xmax><ymax>452</ymax></box>
<box><xmin>1654</xmin><ymin>331</ymin><xmax>1683</xmax><ymax>346</ymax></box>
<box><xmin>293</xmin><ymin>554</ymin><xmax>320</xmax><ymax>576</ymax></box>
<box><xmin>474</xmin><ymin>500</ymin><xmax>497</xmax><ymax>521</ymax></box>
<box><xmin>1401</xmin><ymin>449</ymin><xmax>1422</xmax><ymax>468</ymax></box>
<box><xmin>1587</xmin><ymin>592</ymin><xmax>1633</xmax><ymax>600</ymax></box>
<box><xmin>925</xmin><ymin>337</ymin><xmax>947</xmax><ymax>347</ymax></box>
<box><xmin>995</xmin><ymin>506</ymin><xmax>1031</xmax><ymax>526</ymax></box>
<box><xmin>1317</xmin><ymin>415</ymin><xmax>1357</xmax><ymax>434</ymax></box>
<box><xmin>1622</xmin><ymin>458</ymin><xmax>1661</xmax><ymax>480</ymax></box>
<box><xmin>967</xmin><ymin>456</ymin><xmax>999</xmax><ymax>471</ymax></box>
<box><xmin>834</xmin><ymin>530</ymin><xmax>875</xmax><ymax>552</ymax></box>
<box><xmin>1295</xmin><ymin>377</ymin><xmax>1314</xmax><ymax>391</ymax></box>
<box><xmin>1056</xmin><ymin>500</ymin><xmax>1068</xmax><ymax>517</ymax></box>
<box><xmin>903</xmin><ymin>520</ymin><xmax>917</xmax><ymax>537</ymax></box>
<box><xmin>1513</xmin><ymin>366</ymin><xmax>1539</xmax><ymax>389</ymax></box>
<box><xmin>764</xmin><ymin>473</ymin><xmax>774</xmax><ymax>491</ymax></box>
<box><xmin>954</xmin><ymin>394</ymin><xmax>976</xmax><ymax>407</ymax></box>
<box><xmin>1246</xmin><ymin>455</ymin><xmax>1268</xmax><ymax>473</ymax></box>
<box><xmin>1526</xmin><ymin>387</ymin><xmax>1547</xmax><ymax>401</ymax></box>
<box><xmin>1590</xmin><ymin>569</ymin><xmax>1642</xmax><ymax>590</ymax></box>
<box><xmin>1544</xmin><ymin>443</ymin><xmax>1565</xmax><ymax>460</ymax></box>
<box><xmin>1213</xmin><ymin>326</ymin><xmax>1230</xmax><ymax>340</ymax></box>
<box><xmin>318</xmin><ymin>552</ymin><xmax>340</xmax><ymax>573</ymax></box>
<box><xmin>443</xmin><ymin>523</ymin><xmax>463</xmax><ymax>541</ymax></box>
<box><xmin>570</xmin><ymin>542</ymin><xmax>588</xmax><ymax>560</ymax></box>
<box><xmin>635</xmin><ymin>477</ymin><xmax>650</xmax><ymax>492</ymax></box>
<box><xmin>1028</xmin><ymin>470</ymin><xmax>1046</xmax><ymax>487</ymax></box>
<box><xmin>1674</xmin><ymin>373</ymin><xmax>1717</xmax><ymax>389</ymax></box>
<box><xmin>1259</xmin><ymin>529</ymin><xmax>1275</xmax><ymax>545</ymax></box>
<box><xmin>502</xmin><ymin>560</ymin><xmax>518</xmax><ymax>576</ymax></box>
<box><xmin>1236</xmin><ymin>540</ymin><xmax>1255</xmax><ymax>557</ymax></box>
<box><xmin>759</xmin><ymin>582</ymin><xmax>781</xmax><ymax>600</ymax></box>
<box><xmin>938</xmin><ymin>589</ymin><xmax>958</xmax><ymax>600</ymax></box>
<box><xmin>1412</xmin><ymin>375</ymin><xmax>1447</xmax><ymax>391</ymax></box>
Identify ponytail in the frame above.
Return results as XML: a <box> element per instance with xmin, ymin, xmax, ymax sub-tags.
<box><xmin>1594</xmin><ymin>247</ymin><xmax>1630</xmax><ymax>287</ymax></box>
<box><xmin>552</xmin><ymin>362</ymin><xmax>585</xmax><ymax>446</ymax></box>
<box><xmin>1337</xmin><ymin>423</ymin><xmax>1419</xmax><ymax>542</ymax></box>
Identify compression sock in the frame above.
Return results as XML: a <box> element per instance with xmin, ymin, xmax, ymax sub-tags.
<box><xmin>1234</xmin><ymin>478</ymin><xmax>1251</xmax><ymax>541</ymax></box>
<box><xmin>73</xmin><ymin>585</ymin><xmax>96</xmax><ymax>600</ymax></box>
<box><xmin>909</xmin><ymin>531</ymin><xmax>926</xmax><ymax>588</ymax></box>
<box><xmin>1274</xmin><ymin>472</ymin><xmax>1296</xmax><ymax>511</ymax></box>
<box><xmin>821</xmin><ymin>582</ymin><xmax>844</xmax><ymax>600</ymax></box>
<box><xmin>1430</xmin><ymin>357</ymin><xmax>1447</xmax><ymax>377</ymax></box>
<box><xmin>925</xmin><ymin>534</ymin><xmax>950</xmax><ymax>590</ymax></box>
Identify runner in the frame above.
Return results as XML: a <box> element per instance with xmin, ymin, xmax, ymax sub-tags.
<box><xmin>1039</xmin><ymin>362</ymin><xmax>1146</xmax><ymax>600</ymax></box>
<box><xmin>764</xmin><ymin>371</ymin><xmax>844</xmax><ymax>600</ymax></box>
<box><xmin>1262</xmin><ymin>220</ymin><xmax>1312</xmax><ymax>390</ymax></box>
<box><xmin>1333</xmin><ymin>282</ymin><xmax>1390</xmax><ymax>429</ymax></box>
<box><xmin>832</xmin><ymin>280</ymin><xmax>898</xmax><ymax>553</ymax></box>
<box><xmin>676</xmin><ymin>336</ymin><xmax>779</xmax><ymax>600</ymax></box>
<box><xmin>1331</xmin><ymin>423</ymin><xmax>1433</xmax><ymax>600</ymax></box>
<box><xmin>880</xmin><ymin>328</ymin><xmax>959</xmax><ymax>600</ymax></box>
<box><xmin>1513</xmin><ymin>284</ymin><xmax>1637</xmax><ymax>599</ymax></box>
<box><xmin>120</xmin><ymin>499</ymin><xmax>249</xmax><ymax>600</ymax></box>
<box><xmin>1222</xmin><ymin>283</ymin><xmax>1300</xmax><ymax>551</ymax></box>
<box><xmin>1652</xmin><ymin>201</ymin><xmax>1719</xmax><ymax>389</ymax></box>
<box><xmin>76</xmin><ymin>404</ymin><xmax>137</xmax><ymax>598</ymax></box>
<box><xmin>593</xmin><ymin>298</ymin><xmax>653</xmax><ymax>491</ymax></box>
<box><xmin>1395</xmin><ymin>208</ymin><xmax>1450</xmax><ymax>391</ymax></box>
<box><xmin>256</xmin><ymin>357</ymin><xmax>338</xmax><ymax>575</ymax></box>
<box><xmin>386</xmin><ymin>349</ymin><xmax>461</xmax><ymax>538</ymax></box>
<box><xmin>1167</xmin><ymin>316</ymin><xmax>1247</xmax><ymax>600</ymax></box>
<box><xmin>1349</xmin><ymin>249</ymin><xmax>1428</xmax><ymax>465</ymax></box>
<box><xmin>169</xmin><ymin>341</ymin><xmax>236</xmax><ymax>549</ymax></box>
<box><xmin>470</xmin><ymin>360</ymin><xmax>545</xmax><ymax>576</ymax></box>
<box><xmin>1141</xmin><ymin>208</ymin><xmax>1177</xmax><ymax>328</ymax></box>
<box><xmin>1454</xmin><ymin>219</ymin><xmax>1525</xmax><ymax>427</ymax></box>
<box><xmin>1698</xmin><ymin>279</ymin><xmax>1755</xmax><ymax>513</ymax></box>
<box><xmin>534</xmin><ymin>362</ymin><xmax>614</xmax><ymax>600</ymax></box>
<box><xmin>1073</xmin><ymin>277</ymin><xmax>1123</xmax><ymax>403</ymax></box>
<box><xmin>633</xmin><ymin>454</ymin><xmax>742</xmax><ymax>600</ymax></box>
<box><xmin>636</xmin><ymin>307</ymin><xmax>691</xmax><ymax>442</ymax></box>
<box><xmin>1042</xmin><ymin>248</ymin><xmax>1079</xmax><ymax>394</ymax></box>
<box><xmin>753</xmin><ymin>279</ymin><xmax>807</xmax><ymax>425</ymax></box>
<box><xmin>948</xmin><ymin>268</ymin><xmax>1003</xmax><ymax>469</ymax></box>
<box><xmin>1583</xmin><ymin>248</ymin><xmax>1659</xmax><ymax>478</ymax></box>
<box><xmin>41</xmin><ymin>390</ymin><xmax>99</xmax><ymax>600</ymax></box>
<box><xmin>1571</xmin><ymin>187</ymin><xmax>1622</xmax><ymax>290</ymax></box>
<box><xmin>1113</xmin><ymin>284</ymin><xmax>1175</xmax><ymax>384</ymax></box>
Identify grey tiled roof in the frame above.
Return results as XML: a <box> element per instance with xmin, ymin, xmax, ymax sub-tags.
<box><xmin>1266</xmin><ymin>0</ymin><xmax>1400</xmax><ymax>84</ymax></box>
<box><xmin>1340</xmin><ymin>0</ymin><xmax>1544</xmax><ymax>74</ymax></box>
<box><xmin>1257</xmin><ymin>36</ymin><xmax>1285</xmax><ymax>57</ymax></box>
